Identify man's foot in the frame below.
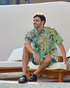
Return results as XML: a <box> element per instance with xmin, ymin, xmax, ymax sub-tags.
<box><xmin>28</xmin><ymin>74</ymin><xmax>37</xmax><ymax>82</ymax></box>
<box><xmin>18</xmin><ymin>75</ymin><xmax>27</xmax><ymax>83</ymax></box>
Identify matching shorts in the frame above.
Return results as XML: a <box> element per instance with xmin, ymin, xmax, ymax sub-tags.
<box><xmin>29</xmin><ymin>54</ymin><xmax>57</xmax><ymax>68</ymax></box>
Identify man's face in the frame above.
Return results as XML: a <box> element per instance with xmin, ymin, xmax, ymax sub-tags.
<box><xmin>33</xmin><ymin>17</ymin><xmax>43</xmax><ymax>29</ymax></box>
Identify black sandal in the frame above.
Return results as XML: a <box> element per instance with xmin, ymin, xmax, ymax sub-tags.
<box><xmin>18</xmin><ymin>75</ymin><xmax>27</xmax><ymax>83</ymax></box>
<box><xmin>27</xmin><ymin>74</ymin><xmax>37</xmax><ymax>82</ymax></box>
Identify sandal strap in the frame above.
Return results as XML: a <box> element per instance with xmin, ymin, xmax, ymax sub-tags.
<box><xmin>31</xmin><ymin>74</ymin><xmax>37</xmax><ymax>80</ymax></box>
<box><xmin>20</xmin><ymin>75</ymin><xmax>27</xmax><ymax>79</ymax></box>
<box><xmin>18</xmin><ymin>75</ymin><xmax>27</xmax><ymax>83</ymax></box>
<box><xmin>28</xmin><ymin>74</ymin><xmax>37</xmax><ymax>81</ymax></box>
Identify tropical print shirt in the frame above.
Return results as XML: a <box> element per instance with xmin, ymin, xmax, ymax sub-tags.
<box><xmin>25</xmin><ymin>26</ymin><xmax>63</xmax><ymax>66</ymax></box>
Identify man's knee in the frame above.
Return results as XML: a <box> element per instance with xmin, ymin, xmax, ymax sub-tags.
<box><xmin>23</xmin><ymin>46</ymin><xmax>32</xmax><ymax>58</ymax></box>
<box><xmin>23</xmin><ymin>46</ymin><xmax>28</xmax><ymax>52</ymax></box>
<box><xmin>45</xmin><ymin>55</ymin><xmax>52</xmax><ymax>62</ymax></box>
<box><xmin>24</xmin><ymin>40</ymin><xmax>31</xmax><ymax>46</ymax></box>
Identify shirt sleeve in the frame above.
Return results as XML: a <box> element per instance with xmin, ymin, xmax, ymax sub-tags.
<box><xmin>25</xmin><ymin>31</ymin><xmax>33</xmax><ymax>42</ymax></box>
<box><xmin>52</xmin><ymin>28</ymin><xmax>64</xmax><ymax>45</ymax></box>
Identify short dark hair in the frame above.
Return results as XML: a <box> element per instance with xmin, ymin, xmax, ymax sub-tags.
<box><xmin>33</xmin><ymin>13</ymin><xmax>46</xmax><ymax>25</ymax></box>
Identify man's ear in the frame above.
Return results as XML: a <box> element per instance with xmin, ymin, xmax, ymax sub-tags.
<box><xmin>42</xmin><ymin>21</ymin><xmax>45</xmax><ymax>25</ymax></box>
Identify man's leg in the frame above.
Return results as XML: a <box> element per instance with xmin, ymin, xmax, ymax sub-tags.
<box><xmin>22</xmin><ymin>46</ymin><xmax>29</xmax><ymax>76</ymax></box>
<box><xmin>34</xmin><ymin>55</ymin><xmax>52</xmax><ymax>75</ymax></box>
<box><xmin>18</xmin><ymin>46</ymin><xmax>31</xmax><ymax>83</ymax></box>
<box><xmin>28</xmin><ymin>55</ymin><xmax>52</xmax><ymax>81</ymax></box>
<box><xmin>22</xmin><ymin>46</ymin><xmax>32</xmax><ymax>76</ymax></box>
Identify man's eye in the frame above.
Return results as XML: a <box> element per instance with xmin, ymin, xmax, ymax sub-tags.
<box><xmin>33</xmin><ymin>20</ymin><xmax>38</xmax><ymax>21</ymax></box>
<box><xmin>36</xmin><ymin>20</ymin><xmax>38</xmax><ymax>21</ymax></box>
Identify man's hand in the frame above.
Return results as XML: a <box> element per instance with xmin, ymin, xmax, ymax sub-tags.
<box><xmin>33</xmin><ymin>51</ymin><xmax>40</xmax><ymax>64</ymax></box>
<box><xmin>64</xmin><ymin>62</ymin><xmax>70</xmax><ymax>70</ymax></box>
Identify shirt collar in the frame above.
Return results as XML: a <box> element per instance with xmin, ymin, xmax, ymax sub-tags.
<box><xmin>34</xmin><ymin>26</ymin><xmax>45</xmax><ymax>35</ymax></box>
<box><xmin>41</xmin><ymin>26</ymin><xmax>45</xmax><ymax>33</ymax></box>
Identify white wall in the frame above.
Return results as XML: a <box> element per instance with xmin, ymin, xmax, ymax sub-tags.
<box><xmin>0</xmin><ymin>1</ymin><xmax>70</xmax><ymax>61</ymax></box>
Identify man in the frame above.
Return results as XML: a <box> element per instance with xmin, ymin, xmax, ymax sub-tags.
<box><xmin>18</xmin><ymin>13</ymin><xmax>67</xmax><ymax>83</ymax></box>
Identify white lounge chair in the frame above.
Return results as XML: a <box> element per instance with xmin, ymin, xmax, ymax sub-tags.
<box><xmin>0</xmin><ymin>47</ymin><xmax>70</xmax><ymax>82</ymax></box>
<box><xmin>0</xmin><ymin>47</ymin><xmax>29</xmax><ymax>73</ymax></box>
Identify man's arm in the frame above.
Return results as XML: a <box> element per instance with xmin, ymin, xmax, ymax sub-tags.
<box><xmin>58</xmin><ymin>43</ymin><xmax>67</xmax><ymax>63</ymax></box>
<box><xmin>58</xmin><ymin>43</ymin><xmax>70</xmax><ymax>69</ymax></box>
<box><xmin>24</xmin><ymin>40</ymin><xmax>34</xmax><ymax>54</ymax></box>
<box><xmin>24</xmin><ymin>40</ymin><xmax>40</xmax><ymax>64</ymax></box>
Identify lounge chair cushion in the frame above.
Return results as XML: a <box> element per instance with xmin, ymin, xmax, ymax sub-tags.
<box><xmin>0</xmin><ymin>61</ymin><xmax>30</xmax><ymax>67</ymax></box>
<box><xmin>29</xmin><ymin>62</ymin><xmax>68</xmax><ymax>70</ymax></box>
<box><xmin>0</xmin><ymin>61</ymin><xmax>22</xmax><ymax>67</ymax></box>
<box><xmin>8</xmin><ymin>47</ymin><xmax>23</xmax><ymax>61</ymax></box>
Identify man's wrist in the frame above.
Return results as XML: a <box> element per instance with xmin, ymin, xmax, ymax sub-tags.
<box><xmin>64</xmin><ymin>59</ymin><xmax>67</xmax><ymax>64</ymax></box>
<box><xmin>32</xmin><ymin>50</ymin><xmax>36</xmax><ymax>55</ymax></box>
<box><xmin>63</xmin><ymin>57</ymin><xmax>67</xmax><ymax>62</ymax></box>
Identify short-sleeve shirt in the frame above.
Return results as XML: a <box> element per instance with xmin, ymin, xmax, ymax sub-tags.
<box><xmin>25</xmin><ymin>26</ymin><xmax>63</xmax><ymax>66</ymax></box>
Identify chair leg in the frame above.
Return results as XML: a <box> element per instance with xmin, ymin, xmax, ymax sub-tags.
<box><xmin>27</xmin><ymin>71</ymin><xmax>31</xmax><ymax>79</ymax></box>
<box><xmin>27</xmin><ymin>71</ymin><xmax>30</xmax><ymax>79</ymax></box>
<box><xmin>58</xmin><ymin>72</ymin><xmax>64</xmax><ymax>82</ymax></box>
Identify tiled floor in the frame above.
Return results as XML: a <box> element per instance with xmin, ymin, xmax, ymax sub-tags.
<box><xmin>0</xmin><ymin>73</ymin><xmax>70</xmax><ymax>88</ymax></box>
<box><xmin>0</xmin><ymin>73</ymin><xmax>70</xmax><ymax>82</ymax></box>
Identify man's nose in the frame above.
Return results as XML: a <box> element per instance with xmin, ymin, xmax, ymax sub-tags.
<box><xmin>33</xmin><ymin>21</ymin><xmax>36</xmax><ymax>24</ymax></box>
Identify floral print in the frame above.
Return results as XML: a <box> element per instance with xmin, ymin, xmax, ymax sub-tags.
<box><xmin>25</xmin><ymin>26</ymin><xmax>63</xmax><ymax>67</ymax></box>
